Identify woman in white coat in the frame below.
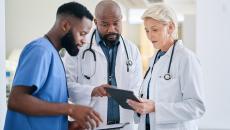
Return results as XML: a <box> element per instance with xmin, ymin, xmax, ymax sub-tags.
<box><xmin>127</xmin><ymin>3</ymin><xmax>205</xmax><ymax>130</ymax></box>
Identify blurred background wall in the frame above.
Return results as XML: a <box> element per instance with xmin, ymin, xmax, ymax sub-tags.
<box><xmin>197</xmin><ymin>0</ymin><xmax>230</xmax><ymax>129</ymax></box>
<box><xmin>5</xmin><ymin>0</ymin><xmax>196</xmax><ymax>71</ymax></box>
<box><xmin>1</xmin><ymin>0</ymin><xmax>230</xmax><ymax>129</ymax></box>
<box><xmin>0</xmin><ymin>0</ymin><xmax>6</xmax><ymax>129</ymax></box>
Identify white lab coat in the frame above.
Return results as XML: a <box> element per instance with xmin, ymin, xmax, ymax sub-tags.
<box><xmin>136</xmin><ymin>40</ymin><xmax>205</xmax><ymax>130</ymax></box>
<box><xmin>63</xmin><ymin>34</ymin><xmax>143</xmax><ymax>125</ymax></box>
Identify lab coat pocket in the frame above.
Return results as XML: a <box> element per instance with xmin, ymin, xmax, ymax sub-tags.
<box><xmin>156</xmin><ymin>73</ymin><xmax>181</xmax><ymax>101</ymax></box>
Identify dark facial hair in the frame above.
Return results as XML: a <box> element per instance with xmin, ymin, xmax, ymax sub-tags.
<box><xmin>61</xmin><ymin>31</ymin><xmax>79</xmax><ymax>56</ymax></box>
<box><xmin>101</xmin><ymin>32</ymin><xmax>120</xmax><ymax>48</ymax></box>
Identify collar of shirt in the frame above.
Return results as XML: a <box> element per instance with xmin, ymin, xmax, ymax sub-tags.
<box><xmin>95</xmin><ymin>29</ymin><xmax>102</xmax><ymax>45</ymax></box>
<box><xmin>157</xmin><ymin>51</ymin><xmax>166</xmax><ymax>59</ymax></box>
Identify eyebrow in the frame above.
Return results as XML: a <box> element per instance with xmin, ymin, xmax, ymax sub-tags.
<box><xmin>150</xmin><ymin>25</ymin><xmax>159</xmax><ymax>28</ymax></box>
<box><xmin>145</xmin><ymin>25</ymin><xmax>159</xmax><ymax>30</ymax></box>
<box><xmin>99</xmin><ymin>19</ymin><xmax>121</xmax><ymax>23</ymax></box>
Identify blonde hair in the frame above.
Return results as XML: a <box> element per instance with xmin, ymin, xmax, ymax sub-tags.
<box><xmin>142</xmin><ymin>3</ymin><xmax>178</xmax><ymax>39</ymax></box>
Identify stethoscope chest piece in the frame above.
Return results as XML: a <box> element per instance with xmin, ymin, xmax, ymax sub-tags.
<box><xmin>126</xmin><ymin>59</ymin><xmax>133</xmax><ymax>72</ymax></box>
<box><xmin>126</xmin><ymin>60</ymin><xmax>133</xmax><ymax>66</ymax></box>
<box><xmin>164</xmin><ymin>73</ymin><xmax>171</xmax><ymax>80</ymax></box>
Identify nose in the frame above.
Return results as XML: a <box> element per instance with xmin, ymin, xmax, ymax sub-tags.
<box><xmin>81</xmin><ymin>37</ymin><xmax>87</xmax><ymax>44</ymax></box>
<box><xmin>148</xmin><ymin>31</ymin><xmax>155</xmax><ymax>41</ymax></box>
<box><xmin>150</xmin><ymin>35</ymin><xmax>155</xmax><ymax>41</ymax></box>
<box><xmin>107</xmin><ymin>25</ymin><xmax>116</xmax><ymax>33</ymax></box>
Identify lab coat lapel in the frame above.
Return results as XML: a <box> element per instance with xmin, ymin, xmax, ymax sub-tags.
<box><xmin>115</xmin><ymin>38</ymin><xmax>125</xmax><ymax>88</ymax></box>
<box><xmin>91</xmin><ymin>36</ymin><xmax>106</xmax><ymax>57</ymax></box>
<box><xmin>150</xmin><ymin>41</ymin><xmax>181</xmax><ymax>100</ymax></box>
<box><xmin>153</xmin><ymin>40</ymin><xmax>182</xmax><ymax>74</ymax></box>
<box><xmin>140</xmin><ymin>55</ymin><xmax>156</xmax><ymax>99</ymax></box>
<box><xmin>152</xmin><ymin>42</ymin><xmax>176</xmax><ymax>74</ymax></box>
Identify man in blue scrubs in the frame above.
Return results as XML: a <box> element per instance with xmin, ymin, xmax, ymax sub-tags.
<box><xmin>4</xmin><ymin>2</ymin><xmax>102</xmax><ymax>130</ymax></box>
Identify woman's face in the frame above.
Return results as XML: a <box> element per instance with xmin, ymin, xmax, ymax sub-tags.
<box><xmin>144</xmin><ymin>17</ymin><xmax>173</xmax><ymax>50</ymax></box>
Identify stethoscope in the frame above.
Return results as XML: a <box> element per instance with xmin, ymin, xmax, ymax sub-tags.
<box><xmin>81</xmin><ymin>29</ymin><xmax>133</xmax><ymax>80</ymax></box>
<box><xmin>139</xmin><ymin>41</ymin><xmax>177</xmax><ymax>98</ymax></box>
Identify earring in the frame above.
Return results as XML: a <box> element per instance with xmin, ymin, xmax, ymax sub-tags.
<box><xmin>62</xmin><ymin>28</ymin><xmax>66</xmax><ymax>32</ymax></box>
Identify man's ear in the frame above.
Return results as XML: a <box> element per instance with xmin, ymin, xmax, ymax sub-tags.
<box><xmin>61</xmin><ymin>20</ymin><xmax>71</xmax><ymax>32</ymax></box>
<box><xmin>94</xmin><ymin>19</ymin><xmax>97</xmax><ymax>25</ymax></box>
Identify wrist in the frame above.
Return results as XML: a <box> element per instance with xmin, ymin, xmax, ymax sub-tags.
<box><xmin>152</xmin><ymin>101</ymin><xmax>155</xmax><ymax>112</ymax></box>
<box><xmin>66</xmin><ymin>104</ymin><xmax>73</xmax><ymax>116</ymax></box>
<box><xmin>149</xmin><ymin>101</ymin><xmax>155</xmax><ymax>113</ymax></box>
<box><xmin>91</xmin><ymin>88</ymin><xmax>96</xmax><ymax>96</ymax></box>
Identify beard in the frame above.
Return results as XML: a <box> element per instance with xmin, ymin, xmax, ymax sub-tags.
<box><xmin>101</xmin><ymin>33</ymin><xmax>120</xmax><ymax>48</ymax></box>
<box><xmin>61</xmin><ymin>31</ymin><xmax>79</xmax><ymax>56</ymax></box>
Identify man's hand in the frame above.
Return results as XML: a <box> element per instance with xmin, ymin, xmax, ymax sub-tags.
<box><xmin>68</xmin><ymin>104</ymin><xmax>103</xmax><ymax>129</ymax></box>
<box><xmin>8</xmin><ymin>86</ymin><xmax>102</xmax><ymax>129</ymax></box>
<box><xmin>91</xmin><ymin>84</ymin><xmax>111</xmax><ymax>97</ymax></box>
<box><xmin>68</xmin><ymin>121</ymin><xmax>82</xmax><ymax>130</ymax></box>
<box><xmin>127</xmin><ymin>98</ymin><xmax>155</xmax><ymax>115</ymax></box>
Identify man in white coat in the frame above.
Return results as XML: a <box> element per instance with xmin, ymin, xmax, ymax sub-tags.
<box><xmin>63</xmin><ymin>0</ymin><xmax>143</xmax><ymax>125</ymax></box>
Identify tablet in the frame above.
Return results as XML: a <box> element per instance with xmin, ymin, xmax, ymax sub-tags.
<box><xmin>105</xmin><ymin>87</ymin><xmax>140</xmax><ymax>110</ymax></box>
<box><xmin>95</xmin><ymin>122</ymin><xmax>129</xmax><ymax>130</ymax></box>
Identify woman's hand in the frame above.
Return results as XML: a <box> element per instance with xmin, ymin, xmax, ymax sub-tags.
<box><xmin>127</xmin><ymin>98</ymin><xmax>155</xmax><ymax>115</ymax></box>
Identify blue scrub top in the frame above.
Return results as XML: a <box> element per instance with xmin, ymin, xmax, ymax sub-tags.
<box><xmin>4</xmin><ymin>37</ymin><xmax>68</xmax><ymax>130</ymax></box>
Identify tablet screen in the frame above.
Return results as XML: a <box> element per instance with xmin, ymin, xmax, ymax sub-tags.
<box><xmin>106</xmin><ymin>87</ymin><xmax>140</xmax><ymax>110</ymax></box>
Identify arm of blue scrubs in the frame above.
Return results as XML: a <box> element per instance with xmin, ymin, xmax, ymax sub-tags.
<box><xmin>13</xmin><ymin>45</ymin><xmax>51</xmax><ymax>95</ymax></box>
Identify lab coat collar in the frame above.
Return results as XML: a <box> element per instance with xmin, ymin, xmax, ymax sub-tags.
<box><xmin>148</xmin><ymin>40</ymin><xmax>182</xmax><ymax>67</ymax></box>
<box><xmin>163</xmin><ymin>40</ymin><xmax>182</xmax><ymax>57</ymax></box>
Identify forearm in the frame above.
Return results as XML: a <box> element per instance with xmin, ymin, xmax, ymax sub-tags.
<box><xmin>8</xmin><ymin>90</ymin><xmax>71</xmax><ymax>116</ymax></box>
<box><xmin>8</xmin><ymin>86</ymin><xmax>102</xmax><ymax>129</ymax></box>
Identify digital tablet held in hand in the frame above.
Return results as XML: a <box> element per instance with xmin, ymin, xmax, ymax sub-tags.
<box><xmin>95</xmin><ymin>122</ymin><xmax>129</xmax><ymax>130</ymax></box>
<box><xmin>105</xmin><ymin>87</ymin><xmax>140</xmax><ymax>110</ymax></box>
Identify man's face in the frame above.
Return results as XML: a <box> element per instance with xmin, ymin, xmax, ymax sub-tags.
<box><xmin>95</xmin><ymin>15</ymin><xmax>122</xmax><ymax>44</ymax></box>
<box><xmin>61</xmin><ymin>17</ymin><xmax>92</xmax><ymax>56</ymax></box>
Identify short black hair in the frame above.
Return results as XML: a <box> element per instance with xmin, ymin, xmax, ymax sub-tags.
<box><xmin>57</xmin><ymin>2</ymin><xmax>93</xmax><ymax>21</ymax></box>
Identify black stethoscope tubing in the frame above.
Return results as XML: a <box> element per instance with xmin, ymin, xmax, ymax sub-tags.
<box><xmin>139</xmin><ymin>41</ymin><xmax>177</xmax><ymax>98</ymax></box>
<box><xmin>144</xmin><ymin>41</ymin><xmax>177</xmax><ymax>81</ymax></box>
<box><xmin>82</xmin><ymin>30</ymin><xmax>97</xmax><ymax>62</ymax></box>
<box><xmin>81</xmin><ymin>29</ymin><xmax>132</xmax><ymax>79</ymax></box>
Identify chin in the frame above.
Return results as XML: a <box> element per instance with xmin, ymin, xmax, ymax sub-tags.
<box><xmin>152</xmin><ymin>43</ymin><xmax>158</xmax><ymax>49</ymax></box>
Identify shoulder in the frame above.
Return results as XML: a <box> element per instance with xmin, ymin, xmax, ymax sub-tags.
<box><xmin>175</xmin><ymin>40</ymin><xmax>201</xmax><ymax>65</ymax></box>
<box><xmin>21</xmin><ymin>37</ymin><xmax>53</xmax><ymax>58</ymax></box>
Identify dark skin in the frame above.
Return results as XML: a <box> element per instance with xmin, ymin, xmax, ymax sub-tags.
<box><xmin>91</xmin><ymin>0</ymin><xmax>122</xmax><ymax>97</ymax></box>
<box><xmin>7</xmin><ymin>16</ymin><xmax>102</xmax><ymax>130</ymax></box>
<box><xmin>94</xmin><ymin>0</ymin><xmax>122</xmax><ymax>42</ymax></box>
